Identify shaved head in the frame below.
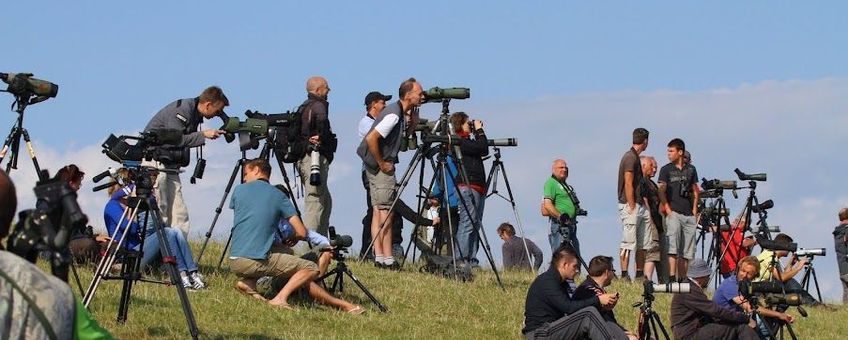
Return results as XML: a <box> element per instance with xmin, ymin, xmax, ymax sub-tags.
<box><xmin>0</xmin><ymin>170</ymin><xmax>16</xmax><ymax>238</ymax></box>
<box><xmin>306</xmin><ymin>76</ymin><xmax>328</xmax><ymax>94</ymax></box>
<box><xmin>551</xmin><ymin>159</ymin><xmax>568</xmax><ymax>181</ymax></box>
<box><xmin>552</xmin><ymin>159</ymin><xmax>566</xmax><ymax>170</ymax></box>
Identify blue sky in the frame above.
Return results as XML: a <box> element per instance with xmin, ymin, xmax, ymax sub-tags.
<box><xmin>3</xmin><ymin>2</ymin><xmax>848</xmax><ymax>300</ymax></box>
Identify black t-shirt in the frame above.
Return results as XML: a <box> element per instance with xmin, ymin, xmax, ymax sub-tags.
<box><xmin>658</xmin><ymin>163</ymin><xmax>698</xmax><ymax>216</ymax></box>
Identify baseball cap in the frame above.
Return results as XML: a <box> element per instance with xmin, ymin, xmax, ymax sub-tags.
<box><xmin>364</xmin><ymin>91</ymin><xmax>392</xmax><ymax>106</ymax></box>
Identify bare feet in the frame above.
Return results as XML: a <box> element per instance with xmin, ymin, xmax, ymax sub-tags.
<box><xmin>235</xmin><ymin>280</ymin><xmax>268</xmax><ymax>302</ymax></box>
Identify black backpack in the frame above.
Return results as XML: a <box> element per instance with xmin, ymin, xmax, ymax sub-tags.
<box><xmin>269</xmin><ymin>110</ymin><xmax>307</xmax><ymax>164</ymax></box>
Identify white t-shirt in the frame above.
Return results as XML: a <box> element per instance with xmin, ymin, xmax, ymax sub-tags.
<box><xmin>373</xmin><ymin>114</ymin><xmax>400</xmax><ymax>138</ymax></box>
<box><xmin>357</xmin><ymin>115</ymin><xmax>374</xmax><ymax>141</ymax></box>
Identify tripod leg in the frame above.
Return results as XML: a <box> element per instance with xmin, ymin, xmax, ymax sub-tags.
<box><xmin>116</xmin><ymin>250</ymin><xmax>140</xmax><ymax>324</ymax></box>
<box><xmin>217</xmin><ymin>232</ymin><xmax>234</xmax><ymax>271</ymax></box>
<box><xmin>491</xmin><ymin>159</ymin><xmax>536</xmax><ymax>274</ymax></box>
<box><xmin>149</xmin><ymin>201</ymin><xmax>200</xmax><ymax>339</ymax></box>
<box><xmin>810</xmin><ymin>267</ymin><xmax>823</xmax><ymax>303</ymax></box>
<box><xmin>0</xmin><ymin>125</ymin><xmax>17</xmax><ymax>165</ymax></box>
<box><xmin>197</xmin><ymin>158</ymin><xmax>243</xmax><ymax>264</ymax></box>
<box><xmin>342</xmin><ymin>267</ymin><xmax>388</xmax><ymax>312</ymax></box>
<box><xmin>19</xmin><ymin>128</ymin><xmax>46</xmax><ymax>180</ymax></box>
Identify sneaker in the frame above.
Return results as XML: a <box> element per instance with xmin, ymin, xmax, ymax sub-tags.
<box><xmin>181</xmin><ymin>276</ymin><xmax>194</xmax><ymax>290</ymax></box>
<box><xmin>190</xmin><ymin>272</ymin><xmax>206</xmax><ymax>290</ymax></box>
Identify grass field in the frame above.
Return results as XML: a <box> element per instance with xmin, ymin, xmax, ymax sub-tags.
<box><xmin>75</xmin><ymin>242</ymin><xmax>848</xmax><ymax>339</ymax></box>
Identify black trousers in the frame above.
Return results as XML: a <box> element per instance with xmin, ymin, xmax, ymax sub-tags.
<box><xmin>525</xmin><ymin>307</ymin><xmax>627</xmax><ymax>340</ymax></box>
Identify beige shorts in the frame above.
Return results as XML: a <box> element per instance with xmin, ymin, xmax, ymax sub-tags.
<box><xmin>229</xmin><ymin>251</ymin><xmax>318</xmax><ymax>280</ymax></box>
<box><xmin>618</xmin><ymin>203</ymin><xmax>657</xmax><ymax>251</ymax></box>
<box><xmin>366</xmin><ymin>169</ymin><xmax>397</xmax><ymax>209</ymax></box>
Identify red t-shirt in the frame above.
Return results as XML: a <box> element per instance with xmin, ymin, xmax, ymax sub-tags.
<box><xmin>719</xmin><ymin>223</ymin><xmax>751</xmax><ymax>275</ymax></box>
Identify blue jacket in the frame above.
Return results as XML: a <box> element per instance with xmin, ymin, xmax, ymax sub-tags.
<box><xmin>104</xmin><ymin>198</ymin><xmax>140</xmax><ymax>250</ymax></box>
<box><xmin>431</xmin><ymin>155</ymin><xmax>459</xmax><ymax>208</ymax></box>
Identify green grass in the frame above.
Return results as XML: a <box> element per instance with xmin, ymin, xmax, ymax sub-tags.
<box><xmin>74</xmin><ymin>242</ymin><xmax>848</xmax><ymax>339</ymax></box>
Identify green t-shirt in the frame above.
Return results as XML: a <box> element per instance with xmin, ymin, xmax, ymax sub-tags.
<box><xmin>543</xmin><ymin>176</ymin><xmax>576</xmax><ymax>219</ymax></box>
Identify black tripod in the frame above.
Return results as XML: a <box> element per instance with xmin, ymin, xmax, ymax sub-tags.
<box><xmin>82</xmin><ymin>169</ymin><xmax>199</xmax><ymax>339</ymax></box>
<box><xmin>364</xmin><ymin>100</ymin><xmax>503</xmax><ymax>288</ymax></box>
<box><xmin>485</xmin><ymin>147</ymin><xmax>536</xmax><ymax>274</ymax></box>
<box><xmin>799</xmin><ymin>258</ymin><xmax>822</xmax><ymax>303</ymax></box>
<box><xmin>0</xmin><ymin>89</ymin><xmax>48</xmax><ymax>181</ymax></box>
<box><xmin>195</xmin><ymin>135</ymin><xmax>301</xmax><ymax>269</ymax></box>
<box><xmin>634</xmin><ymin>281</ymin><xmax>670</xmax><ymax>340</ymax></box>
<box><xmin>317</xmin><ymin>240</ymin><xmax>388</xmax><ymax>312</ymax></box>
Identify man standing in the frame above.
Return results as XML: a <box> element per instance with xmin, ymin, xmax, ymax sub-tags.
<box><xmin>670</xmin><ymin>259</ymin><xmax>757</xmax><ymax>340</ymax></box>
<box><xmin>542</xmin><ymin>159</ymin><xmax>580</xmax><ymax>258</ymax></box>
<box><xmin>144</xmin><ymin>86</ymin><xmax>228</xmax><ymax>236</ymax></box>
<box><xmin>616</xmin><ymin>128</ymin><xmax>653</xmax><ymax>282</ymax></box>
<box><xmin>834</xmin><ymin>208</ymin><xmax>848</xmax><ymax>303</ymax></box>
<box><xmin>296</xmin><ymin>76</ymin><xmax>336</xmax><ymax>236</ymax></box>
<box><xmin>497</xmin><ymin>222</ymin><xmax>543</xmax><ymax>271</ymax></box>
<box><xmin>358</xmin><ymin>78</ymin><xmax>424</xmax><ymax>268</ymax></box>
<box><xmin>451</xmin><ymin>112</ymin><xmax>489</xmax><ymax>266</ymax></box>
<box><xmin>641</xmin><ymin>155</ymin><xmax>667</xmax><ymax>283</ymax></box>
<box><xmin>658</xmin><ymin>138</ymin><xmax>699</xmax><ymax>282</ymax></box>
<box><xmin>522</xmin><ymin>247</ymin><xmax>625</xmax><ymax>339</ymax></box>
<box><xmin>229</xmin><ymin>159</ymin><xmax>362</xmax><ymax>313</ymax></box>
<box><xmin>358</xmin><ymin>91</ymin><xmax>392</xmax><ymax>260</ymax></box>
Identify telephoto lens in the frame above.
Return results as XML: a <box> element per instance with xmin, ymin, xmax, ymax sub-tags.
<box><xmin>309</xmin><ymin>150</ymin><xmax>321</xmax><ymax>185</ymax></box>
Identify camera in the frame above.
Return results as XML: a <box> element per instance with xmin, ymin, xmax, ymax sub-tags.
<box><xmin>422</xmin><ymin>87</ymin><xmax>470</xmax><ymax>103</ymax></box>
<box><xmin>735</xmin><ymin>168</ymin><xmax>767</xmax><ymax>182</ymax></box>
<box><xmin>328</xmin><ymin>226</ymin><xmax>352</xmax><ymax>249</ymax></box>
<box><xmin>739</xmin><ymin>279</ymin><xmax>783</xmax><ymax>297</ymax></box>
<box><xmin>752</xmin><ymin>199</ymin><xmax>774</xmax><ymax>213</ymax></box>
<box><xmin>764</xmin><ymin>293</ymin><xmax>803</xmax><ymax>307</ymax></box>
<box><xmin>487</xmin><ymin>138</ymin><xmax>518</xmax><ymax>147</ymax></box>
<box><xmin>701</xmin><ymin>178</ymin><xmax>737</xmax><ymax>191</ymax></box>
<box><xmin>757</xmin><ymin>237</ymin><xmax>797</xmax><ymax>252</ymax></box>
<box><xmin>644</xmin><ymin>281</ymin><xmax>691</xmax><ymax>294</ymax></box>
<box><xmin>6</xmin><ymin>171</ymin><xmax>89</xmax><ymax>263</ymax></box>
<box><xmin>795</xmin><ymin>248</ymin><xmax>826</xmax><ymax>258</ymax></box>
<box><xmin>100</xmin><ymin>130</ymin><xmax>190</xmax><ymax>167</ymax></box>
<box><xmin>0</xmin><ymin>72</ymin><xmax>59</xmax><ymax>100</ymax></box>
<box><xmin>309</xmin><ymin>146</ymin><xmax>321</xmax><ymax>186</ymax></box>
<box><xmin>703</xmin><ymin>206</ymin><xmax>730</xmax><ymax>218</ymax></box>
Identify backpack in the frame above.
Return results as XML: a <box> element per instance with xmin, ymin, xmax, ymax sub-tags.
<box><xmin>413</xmin><ymin>232</ymin><xmax>474</xmax><ymax>282</ymax></box>
<box><xmin>268</xmin><ymin>111</ymin><xmax>307</xmax><ymax>164</ymax></box>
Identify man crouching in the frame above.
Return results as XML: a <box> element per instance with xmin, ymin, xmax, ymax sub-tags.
<box><xmin>229</xmin><ymin>158</ymin><xmax>364</xmax><ymax>314</ymax></box>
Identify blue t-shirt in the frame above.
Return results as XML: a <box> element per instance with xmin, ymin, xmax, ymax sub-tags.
<box><xmin>713</xmin><ymin>274</ymin><xmax>742</xmax><ymax>312</ymax></box>
<box><xmin>229</xmin><ymin>179</ymin><xmax>298</xmax><ymax>259</ymax></box>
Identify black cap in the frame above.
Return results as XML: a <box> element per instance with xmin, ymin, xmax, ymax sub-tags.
<box><xmin>365</xmin><ymin>91</ymin><xmax>392</xmax><ymax>106</ymax></box>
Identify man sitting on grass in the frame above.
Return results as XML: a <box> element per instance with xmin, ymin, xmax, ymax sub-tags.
<box><xmin>523</xmin><ymin>246</ymin><xmax>626</xmax><ymax>339</ymax></box>
<box><xmin>572</xmin><ymin>256</ymin><xmax>637</xmax><ymax>339</ymax></box>
<box><xmin>228</xmin><ymin>158</ymin><xmax>363</xmax><ymax>314</ymax></box>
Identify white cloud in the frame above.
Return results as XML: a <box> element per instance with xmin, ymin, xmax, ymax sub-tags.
<box><xmin>6</xmin><ymin>77</ymin><xmax>848</xmax><ymax>301</ymax></box>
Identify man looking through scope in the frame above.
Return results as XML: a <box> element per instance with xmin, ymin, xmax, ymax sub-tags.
<box><xmin>713</xmin><ymin>256</ymin><xmax>795</xmax><ymax>338</ymax></box>
<box><xmin>143</xmin><ymin>86</ymin><xmax>229</xmax><ymax>237</ymax></box>
<box><xmin>451</xmin><ymin>112</ymin><xmax>489</xmax><ymax>267</ymax></box>
<box><xmin>753</xmin><ymin>233</ymin><xmax>820</xmax><ymax>306</ymax></box>
<box><xmin>670</xmin><ymin>258</ymin><xmax>758</xmax><ymax>340</ymax></box>
<box><xmin>357</xmin><ymin>78</ymin><xmax>424</xmax><ymax>269</ymax></box>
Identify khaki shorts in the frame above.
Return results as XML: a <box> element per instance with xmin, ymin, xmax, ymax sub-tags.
<box><xmin>618</xmin><ymin>204</ymin><xmax>657</xmax><ymax>252</ymax></box>
<box><xmin>366</xmin><ymin>168</ymin><xmax>397</xmax><ymax>209</ymax></box>
<box><xmin>229</xmin><ymin>251</ymin><xmax>318</xmax><ymax>280</ymax></box>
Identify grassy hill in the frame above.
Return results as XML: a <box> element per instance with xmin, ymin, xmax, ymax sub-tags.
<box><xmin>76</xmin><ymin>242</ymin><xmax>848</xmax><ymax>339</ymax></box>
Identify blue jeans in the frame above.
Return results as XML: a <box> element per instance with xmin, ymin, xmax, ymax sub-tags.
<box><xmin>549</xmin><ymin>219</ymin><xmax>581</xmax><ymax>261</ymax></box>
<box><xmin>140</xmin><ymin>226</ymin><xmax>198</xmax><ymax>272</ymax></box>
<box><xmin>456</xmin><ymin>187</ymin><xmax>484</xmax><ymax>264</ymax></box>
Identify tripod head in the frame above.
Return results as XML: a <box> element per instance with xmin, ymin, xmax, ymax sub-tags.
<box><xmin>1</xmin><ymin>72</ymin><xmax>59</xmax><ymax>113</ymax></box>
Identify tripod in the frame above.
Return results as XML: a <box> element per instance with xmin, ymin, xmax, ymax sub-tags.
<box><xmin>634</xmin><ymin>282</ymin><xmax>670</xmax><ymax>340</ymax></box>
<box><xmin>485</xmin><ymin>147</ymin><xmax>535</xmax><ymax>274</ymax></box>
<box><xmin>82</xmin><ymin>171</ymin><xmax>199</xmax><ymax>339</ymax></box>
<box><xmin>195</xmin><ymin>136</ymin><xmax>301</xmax><ymax>269</ymax></box>
<box><xmin>364</xmin><ymin>99</ymin><xmax>503</xmax><ymax>288</ymax></box>
<box><xmin>799</xmin><ymin>258</ymin><xmax>822</xmax><ymax>303</ymax></box>
<box><xmin>0</xmin><ymin>90</ymin><xmax>48</xmax><ymax>181</ymax></box>
<box><xmin>317</xmin><ymin>248</ymin><xmax>388</xmax><ymax>312</ymax></box>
